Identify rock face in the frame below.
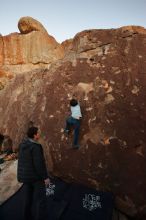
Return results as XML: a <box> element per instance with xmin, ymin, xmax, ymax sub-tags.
<box><xmin>0</xmin><ymin>24</ymin><xmax>146</xmax><ymax>219</ymax></box>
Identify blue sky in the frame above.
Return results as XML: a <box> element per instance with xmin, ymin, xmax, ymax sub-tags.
<box><xmin>0</xmin><ymin>0</ymin><xmax>146</xmax><ymax>43</ymax></box>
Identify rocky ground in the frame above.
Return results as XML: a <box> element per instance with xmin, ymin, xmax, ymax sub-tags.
<box><xmin>0</xmin><ymin>155</ymin><xmax>22</xmax><ymax>205</ymax></box>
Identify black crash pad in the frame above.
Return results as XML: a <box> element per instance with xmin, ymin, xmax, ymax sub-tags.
<box><xmin>0</xmin><ymin>177</ymin><xmax>114</xmax><ymax>220</ymax></box>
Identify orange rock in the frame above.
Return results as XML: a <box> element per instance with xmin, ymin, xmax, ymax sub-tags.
<box><xmin>0</xmin><ymin>16</ymin><xmax>64</xmax><ymax>84</ymax></box>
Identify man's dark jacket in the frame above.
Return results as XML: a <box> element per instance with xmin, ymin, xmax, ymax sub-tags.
<box><xmin>17</xmin><ymin>138</ymin><xmax>48</xmax><ymax>183</ymax></box>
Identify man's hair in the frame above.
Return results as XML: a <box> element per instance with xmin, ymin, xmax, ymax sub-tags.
<box><xmin>70</xmin><ymin>99</ymin><xmax>78</xmax><ymax>107</ymax></box>
<box><xmin>27</xmin><ymin>126</ymin><xmax>38</xmax><ymax>139</ymax></box>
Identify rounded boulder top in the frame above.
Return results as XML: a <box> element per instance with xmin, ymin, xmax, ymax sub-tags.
<box><xmin>18</xmin><ymin>16</ymin><xmax>48</xmax><ymax>34</ymax></box>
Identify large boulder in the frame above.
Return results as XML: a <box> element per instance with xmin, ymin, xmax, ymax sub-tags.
<box><xmin>0</xmin><ymin>25</ymin><xmax>146</xmax><ymax>219</ymax></box>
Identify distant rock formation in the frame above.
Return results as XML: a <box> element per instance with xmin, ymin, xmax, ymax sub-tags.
<box><xmin>18</xmin><ymin>16</ymin><xmax>48</xmax><ymax>34</ymax></box>
<box><xmin>0</xmin><ymin>16</ymin><xmax>64</xmax><ymax>88</ymax></box>
<box><xmin>0</xmin><ymin>18</ymin><xmax>146</xmax><ymax>219</ymax></box>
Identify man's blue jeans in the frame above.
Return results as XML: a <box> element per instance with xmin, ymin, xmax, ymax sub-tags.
<box><xmin>65</xmin><ymin>116</ymin><xmax>80</xmax><ymax>146</ymax></box>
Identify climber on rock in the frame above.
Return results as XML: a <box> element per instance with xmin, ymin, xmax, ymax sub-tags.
<box><xmin>64</xmin><ymin>98</ymin><xmax>82</xmax><ymax>149</ymax></box>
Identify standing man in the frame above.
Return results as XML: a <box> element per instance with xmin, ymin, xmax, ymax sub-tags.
<box><xmin>17</xmin><ymin>126</ymin><xmax>50</xmax><ymax>220</ymax></box>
